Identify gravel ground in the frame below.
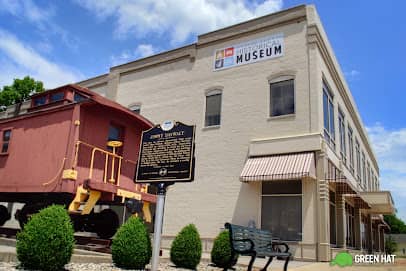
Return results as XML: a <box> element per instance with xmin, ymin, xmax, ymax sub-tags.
<box><xmin>0</xmin><ymin>262</ymin><xmax>247</xmax><ymax>271</ymax></box>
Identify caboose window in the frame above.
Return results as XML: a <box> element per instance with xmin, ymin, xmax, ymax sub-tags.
<box><xmin>107</xmin><ymin>124</ymin><xmax>124</xmax><ymax>152</ymax></box>
<box><xmin>1</xmin><ymin>129</ymin><xmax>12</xmax><ymax>154</ymax></box>
<box><xmin>108</xmin><ymin>125</ymin><xmax>122</xmax><ymax>142</ymax></box>
<box><xmin>74</xmin><ymin>93</ymin><xmax>87</xmax><ymax>102</ymax></box>
<box><xmin>33</xmin><ymin>96</ymin><xmax>46</xmax><ymax>106</ymax></box>
<box><xmin>50</xmin><ymin>92</ymin><xmax>64</xmax><ymax>102</ymax></box>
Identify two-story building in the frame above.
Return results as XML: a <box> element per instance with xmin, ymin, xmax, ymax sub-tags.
<box><xmin>78</xmin><ymin>5</ymin><xmax>394</xmax><ymax>261</ymax></box>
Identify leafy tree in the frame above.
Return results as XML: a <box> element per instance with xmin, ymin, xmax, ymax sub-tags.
<box><xmin>384</xmin><ymin>214</ymin><xmax>406</xmax><ymax>234</ymax></box>
<box><xmin>0</xmin><ymin>76</ymin><xmax>44</xmax><ymax>109</ymax></box>
<box><xmin>385</xmin><ymin>235</ymin><xmax>398</xmax><ymax>254</ymax></box>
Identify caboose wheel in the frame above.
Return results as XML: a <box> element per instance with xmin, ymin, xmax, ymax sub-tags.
<box><xmin>0</xmin><ymin>205</ymin><xmax>11</xmax><ymax>226</ymax></box>
<box><xmin>94</xmin><ymin>209</ymin><xmax>119</xmax><ymax>239</ymax></box>
<box><xmin>15</xmin><ymin>203</ymin><xmax>48</xmax><ymax>229</ymax></box>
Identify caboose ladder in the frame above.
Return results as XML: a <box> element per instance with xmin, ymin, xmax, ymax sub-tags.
<box><xmin>68</xmin><ymin>185</ymin><xmax>101</xmax><ymax>215</ymax></box>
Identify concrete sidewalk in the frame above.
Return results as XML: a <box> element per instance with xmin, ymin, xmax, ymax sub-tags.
<box><xmin>162</xmin><ymin>249</ymin><xmax>406</xmax><ymax>271</ymax></box>
<box><xmin>1</xmin><ymin>242</ymin><xmax>405</xmax><ymax>270</ymax></box>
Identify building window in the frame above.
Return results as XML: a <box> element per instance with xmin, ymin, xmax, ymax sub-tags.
<box><xmin>129</xmin><ymin>104</ymin><xmax>141</xmax><ymax>114</ymax></box>
<box><xmin>361</xmin><ymin>216</ymin><xmax>367</xmax><ymax>249</ymax></box>
<box><xmin>270</xmin><ymin>79</ymin><xmax>294</xmax><ymax>117</ymax></box>
<box><xmin>376</xmin><ymin>176</ymin><xmax>380</xmax><ymax>191</ymax></box>
<box><xmin>355</xmin><ymin>139</ymin><xmax>361</xmax><ymax>183</ymax></box>
<box><xmin>329</xmin><ymin>191</ymin><xmax>336</xmax><ymax>245</ymax></box>
<box><xmin>338</xmin><ymin>109</ymin><xmax>346</xmax><ymax>164</ymax></box>
<box><xmin>362</xmin><ymin>152</ymin><xmax>366</xmax><ymax>189</ymax></box>
<box><xmin>348</xmin><ymin>126</ymin><xmax>354</xmax><ymax>173</ymax></box>
<box><xmin>50</xmin><ymin>92</ymin><xmax>64</xmax><ymax>102</ymax></box>
<box><xmin>323</xmin><ymin>82</ymin><xmax>335</xmax><ymax>149</ymax></box>
<box><xmin>1</xmin><ymin>129</ymin><xmax>12</xmax><ymax>154</ymax></box>
<box><xmin>261</xmin><ymin>180</ymin><xmax>302</xmax><ymax>241</ymax></box>
<box><xmin>345</xmin><ymin>203</ymin><xmax>355</xmax><ymax>248</ymax></box>
<box><xmin>366</xmin><ymin>162</ymin><xmax>370</xmax><ymax>191</ymax></box>
<box><xmin>205</xmin><ymin>90</ymin><xmax>222</xmax><ymax>127</ymax></box>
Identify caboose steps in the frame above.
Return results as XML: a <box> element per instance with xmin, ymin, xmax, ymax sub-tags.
<box><xmin>68</xmin><ymin>185</ymin><xmax>101</xmax><ymax>215</ymax></box>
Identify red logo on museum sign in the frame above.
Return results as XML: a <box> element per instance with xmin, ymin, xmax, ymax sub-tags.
<box><xmin>225</xmin><ymin>47</ymin><xmax>234</xmax><ymax>57</ymax></box>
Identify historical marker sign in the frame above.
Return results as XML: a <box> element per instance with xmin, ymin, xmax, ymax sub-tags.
<box><xmin>135</xmin><ymin>121</ymin><xmax>195</xmax><ymax>183</ymax></box>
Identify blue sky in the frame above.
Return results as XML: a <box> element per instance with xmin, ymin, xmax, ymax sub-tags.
<box><xmin>0</xmin><ymin>1</ymin><xmax>405</xmax><ymax>220</ymax></box>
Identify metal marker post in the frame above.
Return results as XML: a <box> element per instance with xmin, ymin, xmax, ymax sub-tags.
<box><xmin>151</xmin><ymin>183</ymin><xmax>167</xmax><ymax>271</ymax></box>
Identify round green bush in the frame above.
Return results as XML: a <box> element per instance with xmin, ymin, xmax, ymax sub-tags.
<box><xmin>16</xmin><ymin>205</ymin><xmax>75</xmax><ymax>271</ymax></box>
<box><xmin>211</xmin><ymin>230</ymin><xmax>238</xmax><ymax>270</ymax></box>
<box><xmin>170</xmin><ymin>224</ymin><xmax>202</xmax><ymax>269</ymax></box>
<box><xmin>111</xmin><ymin>216</ymin><xmax>152</xmax><ymax>269</ymax></box>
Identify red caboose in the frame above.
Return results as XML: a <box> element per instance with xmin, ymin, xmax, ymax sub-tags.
<box><xmin>0</xmin><ymin>84</ymin><xmax>156</xmax><ymax>238</ymax></box>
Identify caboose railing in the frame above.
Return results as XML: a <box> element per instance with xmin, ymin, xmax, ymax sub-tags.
<box><xmin>72</xmin><ymin>141</ymin><xmax>124</xmax><ymax>185</ymax></box>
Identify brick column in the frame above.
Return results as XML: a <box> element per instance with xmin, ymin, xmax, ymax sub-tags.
<box><xmin>335</xmin><ymin>193</ymin><xmax>346</xmax><ymax>248</ymax></box>
<box><xmin>354</xmin><ymin>208</ymin><xmax>362</xmax><ymax>250</ymax></box>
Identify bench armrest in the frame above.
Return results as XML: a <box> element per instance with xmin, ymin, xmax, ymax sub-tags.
<box><xmin>232</xmin><ymin>238</ymin><xmax>255</xmax><ymax>254</ymax></box>
<box><xmin>271</xmin><ymin>241</ymin><xmax>290</xmax><ymax>253</ymax></box>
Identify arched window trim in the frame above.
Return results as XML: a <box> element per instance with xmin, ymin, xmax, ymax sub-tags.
<box><xmin>128</xmin><ymin>102</ymin><xmax>142</xmax><ymax>114</ymax></box>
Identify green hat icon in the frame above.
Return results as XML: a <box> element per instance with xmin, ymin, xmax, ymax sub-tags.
<box><xmin>330</xmin><ymin>252</ymin><xmax>353</xmax><ymax>267</ymax></box>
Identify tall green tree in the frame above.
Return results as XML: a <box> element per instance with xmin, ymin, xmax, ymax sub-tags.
<box><xmin>384</xmin><ymin>214</ymin><xmax>406</xmax><ymax>234</ymax></box>
<box><xmin>0</xmin><ymin>76</ymin><xmax>45</xmax><ymax>109</ymax></box>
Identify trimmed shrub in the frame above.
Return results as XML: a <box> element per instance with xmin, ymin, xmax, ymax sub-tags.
<box><xmin>170</xmin><ymin>224</ymin><xmax>202</xmax><ymax>269</ymax></box>
<box><xmin>211</xmin><ymin>230</ymin><xmax>238</xmax><ymax>270</ymax></box>
<box><xmin>385</xmin><ymin>235</ymin><xmax>397</xmax><ymax>254</ymax></box>
<box><xmin>112</xmin><ymin>216</ymin><xmax>152</xmax><ymax>269</ymax></box>
<box><xmin>16</xmin><ymin>205</ymin><xmax>75</xmax><ymax>271</ymax></box>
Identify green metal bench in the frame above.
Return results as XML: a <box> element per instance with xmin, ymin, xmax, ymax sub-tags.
<box><xmin>225</xmin><ymin>223</ymin><xmax>291</xmax><ymax>271</ymax></box>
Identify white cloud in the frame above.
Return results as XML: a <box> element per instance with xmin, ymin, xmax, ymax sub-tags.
<box><xmin>344</xmin><ymin>69</ymin><xmax>360</xmax><ymax>80</ymax></box>
<box><xmin>0</xmin><ymin>0</ymin><xmax>54</xmax><ymax>25</ymax></box>
<box><xmin>111</xmin><ymin>44</ymin><xmax>156</xmax><ymax>66</ymax></box>
<box><xmin>367</xmin><ymin>123</ymin><xmax>406</xmax><ymax>221</ymax></box>
<box><xmin>75</xmin><ymin>0</ymin><xmax>283</xmax><ymax>44</ymax></box>
<box><xmin>0</xmin><ymin>0</ymin><xmax>79</xmax><ymax>51</ymax></box>
<box><xmin>135</xmin><ymin>44</ymin><xmax>155</xmax><ymax>58</ymax></box>
<box><xmin>367</xmin><ymin>123</ymin><xmax>406</xmax><ymax>174</ymax></box>
<box><xmin>0</xmin><ymin>29</ymin><xmax>83</xmax><ymax>88</ymax></box>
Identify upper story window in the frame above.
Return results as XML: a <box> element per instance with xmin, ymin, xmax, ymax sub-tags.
<box><xmin>269</xmin><ymin>79</ymin><xmax>294</xmax><ymax>117</ymax></box>
<box><xmin>338</xmin><ymin>108</ymin><xmax>346</xmax><ymax>164</ymax></box>
<box><xmin>1</xmin><ymin>129</ymin><xmax>12</xmax><ymax>154</ymax></box>
<box><xmin>50</xmin><ymin>92</ymin><xmax>64</xmax><ymax>102</ymax></box>
<box><xmin>129</xmin><ymin>104</ymin><xmax>141</xmax><ymax>114</ymax></box>
<box><xmin>361</xmin><ymin>151</ymin><xmax>366</xmax><ymax>189</ymax></box>
<box><xmin>205</xmin><ymin>90</ymin><xmax>222</xmax><ymax>127</ymax></box>
<box><xmin>366</xmin><ymin>162</ymin><xmax>371</xmax><ymax>191</ymax></box>
<box><xmin>355</xmin><ymin>139</ymin><xmax>361</xmax><ymax>182</ymax></box>
<box><xmin>323</xmin><ymin>82</ymin><xmax>335</xmax><ymax>149</ymax></box>
<box><xmin>375</xmin><ymin>175</ymin><xmax>380</xmax><ymax>191</ymax></box>
<box><xmin>348</xmin><ymin>125</ymin><xmax>354</xmax><ymax>173</ymax></box>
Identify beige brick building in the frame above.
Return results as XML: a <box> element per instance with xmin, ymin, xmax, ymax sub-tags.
<box><xmin>78</xmin><ymin>5</ymin><xmax>394</xmax><ymax>261</ymax></box>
